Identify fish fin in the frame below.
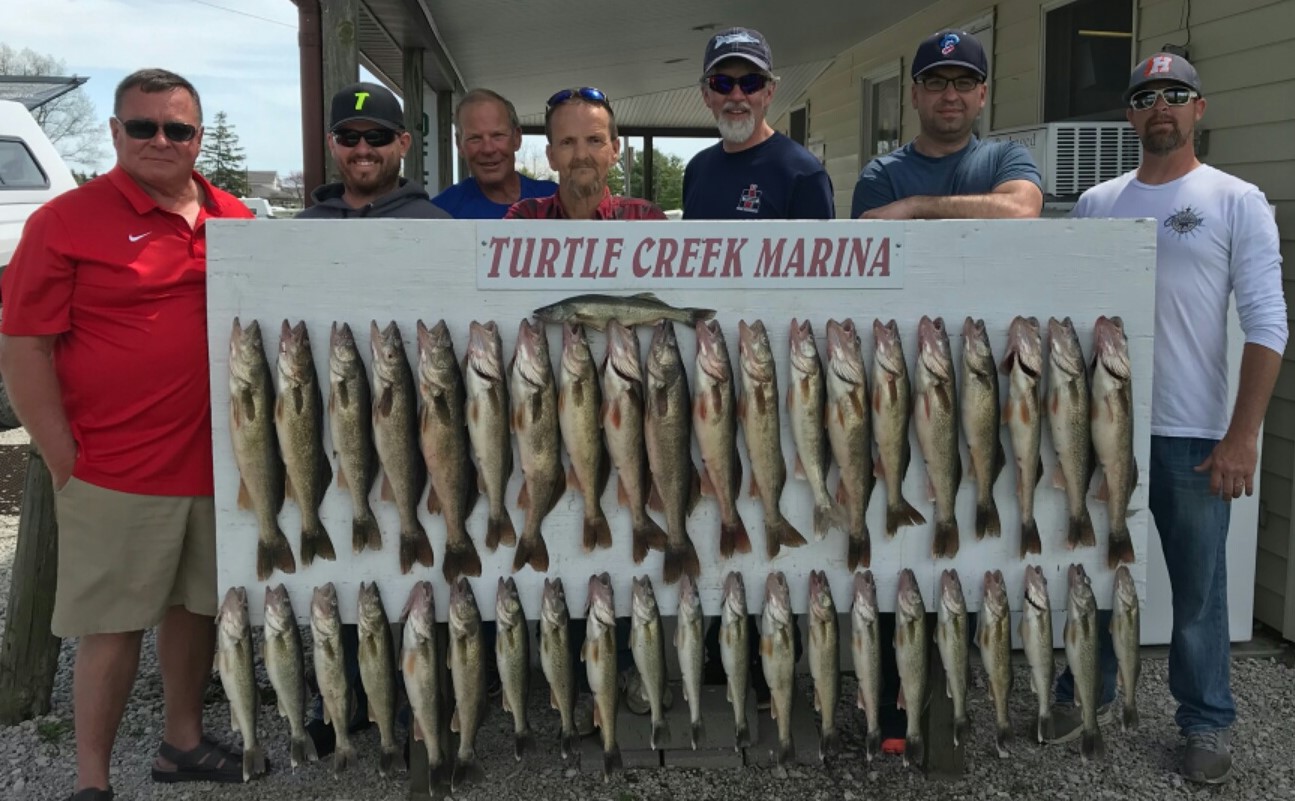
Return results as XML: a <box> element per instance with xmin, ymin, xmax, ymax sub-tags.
<box><xmin>583</xmin><ymin>512</ymin><xmax>612</xmax><ymax>553</ymax></box>
<box><xmin>719</xmin><ymin>514</ymin><xmax>751</xmax><ymax>559</ymax></box>
<box><xmin>603</xmin><ymin>745</ymin><xmax>622</xmax><ymax>780</ymax></box>
<box><xmin>648</xmin><ymin>481</ymin><xmax>665</xmax><ymax>513</ymax></box>
<box><xmin>632</xmin><ymin>516</ymin><xmax>668</xmax><ymax>564</ymax></box>
<box><xmin>777</xmin><ymin>738</ymin><xmax>794</xmax><ymax>768</ymax></box>
<box><xmin>748</xmin><ymin>473</ymin><xmax>760</xmax><ymax>498</ymax></box>
<box><xmin>1122</xmin><ymin>703</ymin><xmax>1139</xmax><ymax>731</ymax></box>
<box><xmin>331</xmin><ymin>744</ymin><xmax>353</xmax><ymax>776</ymax></box>
<box><xmin>651</xmin><ymin>717</ymin><xmax>669</xmax><ymax>751</ymax></box>
<box><xmin>401</xmin><ymin>523</ymin><xmax>435</xmax><ymax>574</ymax></box>
<box><xmin>566</xmin><ymin>464</ymin><xmax>581</xmax><ymax>492</ymax></box>
<box><xmin>897</xmin><ymin>686</ymin><xmax>907</xmax><ymax>711</ymax></box>
<box><xmin>517</xmin><ymin>480</ymin><xmax>531</xmax><ymax>509</ymax></box>
<box><xmin>691</xmin><ymin>718</ymin><xmax>704</xmax><ymax>750</ymax></box>
<box><xmin>1051</xmin><ymin>465</ymin><xmax>1067</xmax><ymax>490</ymax></box>
<box><xmin>1038</xmin><ymin>712</ymin><xmax>1055</xmax><ymax>743</ymax></box>
<box><xmin>631</xmin><ymin>291</ymin><xmax>660</xmax><ymax>300</ymax></box>
<box><xmin>617</xmin><ymin>477</ymin><xmax>630</xmax><ymax>509</ymax></box>
<box><xmin>1080</xmin><ymin>729</ymin><xmax>1105</xmax><ymax>762</ymax></box>
<box><xmin>301</xmin><ymin>521</ymin><xmax>337</xmax><ymax>566</ymax></box>
<box><xmin>699</xmin><ymin>468</ymin><xmax>716</xmax><ymax>498</ymax></box>
<box><xmin>994</xmin><ymin>724</ymin><xmax>1011</xmax><ymax>758</ymax></box>
<box><xmin>735</xmin><ymin>720</ymin><xmax>750</xmax><ymax>749</ymax></box>
<box><xmin>514</xmin><ymin>729</ymin><xmax>533</xmax><ymax>761</ymax></box>
<box><xmin>931</xmin><ymin>519</ymin><xmax>960</xmax><ymax>559</ymax></box>
<box><xmin>1019</xmin><ymin>518</ymin><xmax>1042</xmax><ymax>559</ymax></box>
<box><xmin>1068</xmin><ymin>509</ymin><xmax>1096</xmax><ymax>549</ymax></box>
<box><xmin>237</xmin><ymin>478</ymin><xmax>252</xmax><ymax>510</ymax></box>
<box><xmin>512</xmin><ymin>532</ymin><xmax>550</xmax><ymax>574</ymax></box>
<box><xmin>866</xmin><ymin>729</ymin><xmax>881</xmax><ymax>763</ymax></box>
<box><xmin>820</xmin><ymin>729</ymin><xmax>839</xmax><ymax>760</ymax></box>
<box><xmin>243</xmin><ymin>745</ymin><xmax>267</xmax><ymax>781</ymax></box>
<box><xmin>257</xmin><ymin>525</ymin><xmax>297</xmax><ymax>581</ymax></box>
<box><xmin>976</xmin><ymin>498</ymin><xmax>1001</xmax><ymax>540</ymax></box>
<box><xmin>380</xmin><ymin>472</ymin><xmax>395</xmax><ymax>502</ymax></box>
<box><xmin>284</xmin><ymin>472</ymin><xmax>297</xmax><ymax>503</ymax></box>
<box><xmin>379</xmin><ymin>744</ymin><xmax>404</xmax><ymax>777</ymax></box>
<box><xmin>848</xmin><ymin>531</ymin><xmax>872</xmax><ymax>571</ymax></box>
<box><xmin>662</xmin><ymin>534</ymin><xmax>701</xmax><ymax>585</ymax></box>
<box><xmin>794</xmin><ymin>453</ymin><xmax>806</xmax><ymax>480</ymax></box>
<box><xmin>954</xmin><ymin>717</ymin><xmax>970</xmax><ymax>748</ymax></box>
<box><xmin>1107</xmin><ymin>530</ymin><xmax>1135</xmax><ymax>570</ymax></box>
<box><xmin>1095</xmin><ymin>472</ymin><xmax>1109</xmax><ymax>502</ymax></box>
<box><xmin>426</xmin><ymin>482</ymin><xmax>441</xmax><ymax>515</ymax></box>
<box><xmin>443</xmin><ymin>535</ymin><xmax>483</xmax><ymax>583</ymax></box>
<box><xmin>450</xmin><ymin>708</ymin><xmax>460</xmax><ymax>733</ymax></box>
<box><xmin>487</xmin><ymin>510</ymin><xmax>517</xmax><ymax>551</ymax></box>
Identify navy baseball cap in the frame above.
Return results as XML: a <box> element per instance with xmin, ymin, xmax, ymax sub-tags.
<box><xmin>1125</xmin><ymin>53</ymin><xmax>1203</xmax><ymax>102</ymax></box>
<box><xmin>703</xmin><ymin>27</ymin><xmax>773</xmax><ymax>75</ymax></box>
<box><xmin>330</xmin><ymin>81</ymin><xmax>406</xmax><ymax>131</ymax></box>
<box><xmin>911</xmin><ymin>30</ymin><xmax>987</xmax><ymax>80</ymax></box>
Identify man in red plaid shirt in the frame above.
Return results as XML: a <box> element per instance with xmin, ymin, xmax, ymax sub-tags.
<box><xmin>506</xmin><ymin>87</ymin><xmax>665</xmax><ymax>220</ymax></box>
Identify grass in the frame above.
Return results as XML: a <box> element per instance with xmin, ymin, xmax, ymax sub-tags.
<box><xmin>36</xmin><ymin>718</ymin><xmax>71</xmax><ymax>744</ymax></box>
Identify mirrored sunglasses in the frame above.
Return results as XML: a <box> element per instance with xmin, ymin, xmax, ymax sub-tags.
<box><xmin>118</xmin><ymin>118</ymin><xmax>198</xmax><ymax>143</ymax></box>
<box><xmin>1129</xmin><ymin>87</ymin><xmax>1198</xmax><ymax>110</ymax></box>
<box><xmin>333</xmin><ymin>128</ymin><xmax>399</xmax><ymax>148</ymax></box>
<box><xmin>546</xmin><ymin>87</ymin><xmax>609</xmax><ymax>109</ymax></box>
<box><xmin>704</xmin><ymin>73</ymin><xmax>770</xmax><ymax>95</ymax></box>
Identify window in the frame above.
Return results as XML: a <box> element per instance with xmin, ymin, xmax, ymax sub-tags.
<box><xmin>1044</xmin><ymin>0</ymin><xmax>1135</xmax><ymax>121</ymax></box>
<box><xmin>860</xmin><ymin>68</ymin><xmax>901</xmax><ymax>165</ymax></box>
<box><xmin>0</xmin><ymin>139</ymin><xmax>49</xmax><ymax>189</ymax></box>
<box><xmin>789</xmin><ymin>105</ymin><xmax>808</xmax><ymax>146</ymax></box>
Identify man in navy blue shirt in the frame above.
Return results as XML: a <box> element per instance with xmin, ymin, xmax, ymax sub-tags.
<box><xmin>682</xmin><ymin>27</ymin><xmax>834</xmax><ymax>220</ymax></box>
<box><xmin>432</xmin><ymin>89</ymin><xmax>557</xmax><ymax>218</ymax></box>
<box><xmin>851</xmin><ymin>30</ymin><xmax>1042</xmax><ymax>219</ymax></box>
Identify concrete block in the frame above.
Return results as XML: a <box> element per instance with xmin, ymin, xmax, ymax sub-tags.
<box><xmin>747</xmin><ymin>681</ymin><xmax>821</xmax><ymax>767</ymax></box>
<box><xmin>658</xmin><ymin>684</ymin><xmax>745</xmax><ymax>768</ymax></box>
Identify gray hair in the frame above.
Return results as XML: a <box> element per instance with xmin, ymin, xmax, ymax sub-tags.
<box><xmin>454</xmin><ymin>88</ymin><xmax>521</xmax><ymax>135</ymax></box>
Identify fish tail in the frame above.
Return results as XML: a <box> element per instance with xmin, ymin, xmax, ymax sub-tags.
<box><xmin>443</xmin><ymin>535</ymin><xmax>483</xmax><ymax>583</ymax></box>
<box><xmin>332</xmin><ymin>743</ymin><xmax>354</xmax><ymax>775</ymax></box>
<box><xmin>777</xmin><ymin>518</ymin><xmax>809</xmax><ymax>550</ymax></box>
<box><xmin>301</xmin><ymin>730</ymin><xmax>319</xmax><ymax>763</ymax></box>
<box><xmin>651</xmin><ymin>717</ymin><xmax>670</xmax><ymax>751</ymax></box>
<box><xmin>289</xmin><ymin>735</ymin><xmax>307</xmax><ymax>767</ymax></box>
<box><xmin>632</xmin><ymin>516</ymin><xmax>669</xmax><ymax>564</ymax></box>
<box><xmin>602</xmin><ymin>745</ymin><xmax>623</xmax><ymax>780</ymax></box>
<box><xmin>820</xmin><ymin>728</ymin><xmax>839</xmax><ymax>760</ymax></box>
<box><xmin>486</xmin><ymin>509</ymin><xmax>518</xmax><ymax>551</ymax></box>
<box><xmin>1123</xmin><ymin>702</ymin><xmax>1139</xmax><ymax>731</ymax></box>
<box><xmin>1069</xmin><ymin>508</ymin><xmax>1096</xmax><ymax>549</ymax></box>
<box><xmin>865</xmin><ymin>729</ymin><xmax>881</xmax><ymax>763</ymax></box>
<box><xmin>932</xmin><ymin>519</ymin><xmax>960</xmax><ymax>559</ymax></box>
<box><xmin>954</xmin><ymin>716</ymin><xmax>970</xmax><ymax>748</ymax></box>
<box><xmin>904</xmin><ymin>733</ymin><xmax>924</xmax><ymax>768</ymax></box>
<box><xmin>976</xmin><ymin>498</ymin><xmax>1001</xmax><ymax>540</ymax></box>
<box><xmin>301</xmin><ymin>521</ymin><xmax>337</xmax><ymax>566</ymax></box>
<box><xmin>735</xmin><ymin>720</ymin><xmax>751</xmax><ymax>750</ymax></box>
<box><xmin>995</xmin><ymin>724</ymin><xmax>1012</xmax><ymax>758</ymax></box>
<box><xmin>1019</xmin><ymin>518</ymin><xmax>1042</xmax><ymax>559</ymax></box>
<box><xmin>560</xmin><ymin>730</ymin><xmax>577</xmax><ymax>761</ymax></box>
<box><xmin>886</xmin><ymin>499</ymin><xmax>926</xmax><ymax>537</ymax></box>
<box><xmin>353</xmin><ymin>512</ymin><xmax>383</xmax><ymax>553</ymax></box>
<box><xmin>687</xmin><ymin>306</ymin><xmax>717</xmax><ymax>324</ymax></box>
<box><xmin>778</xmin><ymin>738</ymin><xmax>795</xmax><ymax>767</ymax></box>
<box><xmin>583</xmin><ymin>514</ymin><xmax>613</xmax><ymax>553</ymax></box>
<box><xmin>243</xmin><ymin>745</ymin><xmax>266</xmax><ymax>781</ymax></box>
<box><xmin>691</xmin><ymin>718</ymin><xmax>704</xmax><ymax>750</ymax></box>
<box><xmin>1038</xmin><ymin>711</ymin><xmax>1055</xmax><ymax>743</ymax></box>
<box><xmin>848</xmin><ymin>528</ymin><xmax>872</xmax><ymax>572</ymax></box>
<box><xmin>720</xmin><ymin>516</ymin><xmax>751</xmax><ymax>559</ymax></box>
<box><xmin>515</xmin><ymin>728</ymin><xmax>534</xmax><ymax>761</ymax></box>
<box><xmin>1081</xmin><ymin>728</ymin><xmax>1105</xmax><ymax>762</ymax></box>
<box><xmin>379</xmin><ymin>744</ymin><xmax>405</xmax><ymax>777</ymax></box>
<box><xmin>401</xmin><ymin>524</ymin><xmax>435</xmax><ymax>574</ymax></box>
<box><xmin>1108</xmin><ymin>530</ymin><xmax>1135</xmax><ymax>570</ymax></box>
<box><xmin>258</xmin><ymin>526</ymin><xmax>296</xmax><ymax>581</ymax></box>
<box><xmin>451</xmin><ymin>752</ymin><xmax>485</xmax><ymax>792</ymax></box>
<box><xmin>512</xmin><ymin>532</ymin><xmax>550</xmax><ymax>573</ymax></box>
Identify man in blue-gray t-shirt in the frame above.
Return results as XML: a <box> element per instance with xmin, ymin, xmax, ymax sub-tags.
<box><xmin>851</xmin><ymin>30</ymin><xmax>1042</xmax><ymax>219</ymax></box>
<box><xmin>432</xmin><ymin>88</ymin><xmax>557</xmax><ymax>219</ymax></box>
<box><xmin>682</xmin><ymin>27</ymin><xmax>834</xmax><ymax>220</ymax></box>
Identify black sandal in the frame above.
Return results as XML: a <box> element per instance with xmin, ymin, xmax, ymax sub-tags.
<box><xmin>151</xmin><ymin>735</ymin><xmax>262</xmax><ymax>784</ymax></box>
<box><xmin>68</xmin><ymin>789</ymin><xmax>113</xmax><ymax>801</ymax></box>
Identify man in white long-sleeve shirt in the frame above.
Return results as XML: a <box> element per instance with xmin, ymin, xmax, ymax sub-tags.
<box><xmin>1048</xmin><ymin>53</ymin><xmax>1287</xmax><ymax>784</ymax></box>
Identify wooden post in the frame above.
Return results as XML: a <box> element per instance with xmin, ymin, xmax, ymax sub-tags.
<box><xmin>319</xmin><ymin>0</ymin><xmax>359</xmax><ymax>185</ymax></box>
<box><xmin>0</xmin><ymin>447</ymin><xmax>61</xmax><ymax>723</ymax></box>
<box><xmin>436</xmin><ymin>90</ymin><xmax>454</xmax><ymax>193</ymax></box>
<box><xmin>402</xmin><ymin>47</ymin><xmax>425</xmax><ymax>187</ymax></box>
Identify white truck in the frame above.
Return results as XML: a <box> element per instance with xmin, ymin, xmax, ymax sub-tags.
<box><xmin>0</xmin><ymin>99</ymin><xmax>78</xmax><ymax>427</ymax></box>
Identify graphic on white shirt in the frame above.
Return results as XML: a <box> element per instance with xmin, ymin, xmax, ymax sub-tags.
<box><xmin>1163</xmin><ymin>206</ymin><xmax>1204</xmax><ymax>238</ymax></box>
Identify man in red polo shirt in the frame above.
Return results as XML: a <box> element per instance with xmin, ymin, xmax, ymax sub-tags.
<box><xmin>0</xmin><ymin>68</ymin><xmax>253</xmax><ymax>800</ymax></box>
<box><xmin>506</xmin><ymin>87</ymin><xmax>666</xmax><ymax>220</ymax></box>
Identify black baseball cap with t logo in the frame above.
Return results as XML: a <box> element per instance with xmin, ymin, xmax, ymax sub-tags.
<box><xmin>329</xmin><ymin>82</ymin><xmax>406</xmax><ymax>131</ymax></box>
<box><xmin>911</xmin><ymin>30</ymin><xmax>988</xmax><ymax>80</ymax></box>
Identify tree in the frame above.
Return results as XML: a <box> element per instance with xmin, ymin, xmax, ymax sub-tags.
<box><xmin>0</xmin><ymin>44</ymin><xmax>106</xmax><ymax>169</ymax></box>
<box><xmin>607</xmin><ymin>149</ymin><xmax>686</xmax><ymax>212</ymax></box>
<box><xmin>280</xmin><ymin>170</ymin><xmax>305</xmax><ymax>204</ymax></box>
<box><xmin>514</xmin><ymin>143</ymin><xmax>555</xmax><ymax>181</ymax></box>
<box><xmin>197</xmin><ymin>112</ymin><xmax>248</xmax><ymax>196</ymax></box>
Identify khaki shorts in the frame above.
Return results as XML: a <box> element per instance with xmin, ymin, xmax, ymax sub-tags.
<box><xmin>51</xmin><ymin>477</ymin><xmax>218</xmax><ymax>637</ymax></box>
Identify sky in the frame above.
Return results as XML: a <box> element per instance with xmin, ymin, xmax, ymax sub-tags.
<box><xmin>5</xmin><ymin>0</ymin><xmax>714</xmax><ymax>181</ymax></box>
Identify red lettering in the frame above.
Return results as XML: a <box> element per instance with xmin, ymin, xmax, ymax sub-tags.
<box><xmin>486</xmin><ymin>237</ymin><xmax>509</xmax><ymax>278</ymax></box>
<box><xmin>722</xmin><ymin>238</ymin><xmax>746</xmax><ymax>277</ymax></box>
<box><xmin>808</xmin><ymin>238</ymin><xmax>832</xmax><ymax>277</ymax></box>
<box><xmin>602</xmin><ymin>238</ymin><xmax>622</xmax><ymax>278</ymax></box>
<box><xmin>699</xmin><ymin>238</ymin><xmax>722</xmax><ymax>278</ymax></box>
<box><xmin>535</xmin><ymin>238</ymin><xmax>560</xmax><ymax>278</ymax></box>
<box><xmin>677</xmin><ymin>238</ymin><xmax>700</xmax><ymax>278</ymax></box>
<box><xmin>869</xmin><ymin>237</ymin><xmax>891</xmax><ymax>276</ymax></box>
<box><xmin>653</xmin><ymin>238</ymin><xmax>677</xmax><ymax>279</ymax></box>
<box><xmin>633</xmin><ymin>237</ymin><xmax>655</xmax><ymax>278</ymax></box>
<box><xmin>509</xmin><ymin>237</ymin><xmax>529</xmax><ymax>278</ymax></box>
<box><xmin>562</xmin><ymin>237</ymin><xmax>583</xmax><ymax>278</ymax></box>
<box><xmin>581</xmin><ymin>237</ymin><xmax>600</xmax><ymax>278</ymax></box>
<box><xmin>831</xmin><ymin>237</ymin><xmax>848</xmax><ymax>277</ymax></box>
<box><xmin>846</xmin><ymin>237</ymin><xmax>872</xmax><ymax>278</ymax></box>
<box><xmin>783</xmin><ymin>240</ymin><xmax>805</xmax><ymax>277</ymax></box>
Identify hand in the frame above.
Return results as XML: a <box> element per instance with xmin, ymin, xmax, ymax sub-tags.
<box><xmin>1194</xmin><ymin>433</ymin><xmax>1258</xmax><ymax>502</ymax></box>
<box><xmin>47</xmin><ymin>443</ymin><xmax>77</xmax><ymax>491</ymax></box>
<box><xmin>859</xmin><ymin>198</ymin><xmax>915</xmax><ymax>220</ymax></box>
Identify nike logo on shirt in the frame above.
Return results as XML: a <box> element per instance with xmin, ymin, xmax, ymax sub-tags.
<box><xmin>128</xmin><ymin>232</ymin><xmax>151</xmax><ymax>242</ymax></box>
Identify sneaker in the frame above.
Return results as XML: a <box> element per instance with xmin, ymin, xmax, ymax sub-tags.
<box><xmin>1183</xmin><ymin>730</ymin><xmax>1232</xmax><ymax>785</ymax></box>
<box><xmin>1043</xmin><ymin>701</ymin><xmax>1116</xmax><ymax>745</ymax></box>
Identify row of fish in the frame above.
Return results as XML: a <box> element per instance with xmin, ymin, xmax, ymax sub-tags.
<box><xmin>213</xmin><ymin>560</ymin><xmax>1139</xmax><ymax>785</ymax></box>
<box><xmin>227</xmin><ymin>308</ymin><xmax>1136</xmax><ymax>588</ymax></box>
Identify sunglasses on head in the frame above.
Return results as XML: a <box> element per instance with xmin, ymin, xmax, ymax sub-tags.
<box><xmin>704</xmin><ymin>73</ymin><xmax>770</xmax><ymax>95</ymax></box>
<box><xmin>117</xmin><ymin>118</ymin><xmax>198</xmax><ymax>143</ymax></box>
<box><xmin>1129</xmin><ymin>86</ymin><xmax>1198</xmax><ymax>110</ymax></box>
<box><xmin>546</xmin><ymin>87</ymin><xmax>609</xmax><ymax>109</ymax></box>
<box><xmin>332</xmin><ymin>127</ymin><xmax>399</xmax><ymax>148</ymax></box>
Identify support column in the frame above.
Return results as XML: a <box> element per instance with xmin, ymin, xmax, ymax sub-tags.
<box><xmin>319</xmin><ymin>0</ymin><xmax>359</xmax><ymax>184</ymax></box>
<box><xmin>436</xmin><ymin>90</ymin><xmax>454</xmax><ymax>193</ymax></box>
<box><xmin>402</xmin><ymin>47</ymin><xmax>425</xmax><ymax>186</ymax></box>
<box><xmin>644</xmin><ymin>135</ymin><xmax>655</xmax><ymax>203</ymax></box>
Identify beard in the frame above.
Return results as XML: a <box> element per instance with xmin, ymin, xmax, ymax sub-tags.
<box><xmin>341</xmin><ymin>153</ymin><xmax>401</xmax><ymax>196</ymax></box>
<box><xmin>1140</xmin><ymin>117</ymin><xmax>1188</xmax><ymax>156</ymax></box>
<box><xmin>716</xmin><ymin>101</ymin><xmax>756</xmax><ymax>145</ymax></box>
<box><xmin>562</xmin><ymin>159</ymin><xmax>604</xmax><ymax>200</ymax></box>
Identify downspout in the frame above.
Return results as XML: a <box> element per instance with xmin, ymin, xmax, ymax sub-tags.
<box><xmin>293</xmin><ymin>0</ymin><xmax>324</xmax><ymax>207</ymax></box>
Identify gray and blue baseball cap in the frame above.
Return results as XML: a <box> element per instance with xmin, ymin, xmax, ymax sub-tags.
<box><xmin>1124</xmin><ymin>53</ymin><xmax>1203</xmax><ymax>103</ymax></box>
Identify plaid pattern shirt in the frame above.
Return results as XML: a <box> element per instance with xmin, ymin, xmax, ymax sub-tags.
<box><xmin>505</xmin><ymin>188</ymin><xmax>667</xmax><ymax>220</ymax></box>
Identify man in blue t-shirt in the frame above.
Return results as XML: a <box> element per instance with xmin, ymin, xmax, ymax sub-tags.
<box><xmin>851</xmin><ymin>30</ymin><xmax>1042</xmax><ymax>219</ymax></box>
<box><xmin>682</xmin><ymin>27</ymin><xmax>834</xmax><ymax>220</ymax></box>
<box><xmin>432</xmin><ymin>88</ymin><xmax>557</xmax><ymax>219</ymax></box>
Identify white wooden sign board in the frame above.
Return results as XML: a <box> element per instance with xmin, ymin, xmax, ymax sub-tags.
<box><xmin>208</xmin><ymin>218</ymin><xmax>1156</xmax><ymax>645</ymax></box>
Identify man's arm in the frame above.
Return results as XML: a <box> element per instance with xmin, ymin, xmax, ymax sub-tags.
<box><xmin>1195</xmin><ymin>343</ymin><xmax>1282</xmax><ymax>499</ymax></box>
<box><xmin>0</xmin><ymin>335</ymin><xmax>77</xmax><ymax>487</ymax></box>
<box><xmin>862</xmin><ymin>179</ymin><xmax>1043</xmax><ymax>219</ymax></box>
<box><xmin>789</xmin><ymin>170</ymin><xmax>836</xmax><ymax>220</ymax></box>
<box><xmin>850</xmin><ymin>160</ymin><xmax>895</xmax><ymax>218</ymax></box>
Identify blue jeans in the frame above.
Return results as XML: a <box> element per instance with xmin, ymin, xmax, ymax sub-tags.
<box><xmin>1152</xmin><ymin>435</ymin><xmax>1234</xmax><ymax>734</ymax></box>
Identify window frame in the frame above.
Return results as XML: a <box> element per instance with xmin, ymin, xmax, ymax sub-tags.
<box><xmin>0</xmin><ymin>137</ymin><xmax>51</xmax><ymax>190</ymax></box>
<box><xmin>858</xmin><ymin>62</ymin><xmax>902</xmax><ymax>171</ymax></box>
<box><xmin>1039</xmin><ymin>0</ymin><xmax>1139</xmax><ymax>122</ymax></box>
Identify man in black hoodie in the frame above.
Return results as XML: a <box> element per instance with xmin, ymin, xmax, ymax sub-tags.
<box><xmin>298</xmin><ymin>81</ymin><xmax>449</xmax><ymax>218</ymax></box>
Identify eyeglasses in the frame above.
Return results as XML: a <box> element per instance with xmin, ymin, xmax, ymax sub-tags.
<box><xmin>916</xmin><ymin>75</ymin><xmax>983</xmax><ymax>93</ymax></box>
<box><xmin>1129</xmin><ymin>87</ymin><xmax>1199</xmax><ymax>110</ymax></box>
<box><xmin>117</xmin><ymin>118</ymin><xmax>198</xmax><ymax>143</ymax></box>
<box><xmin>332</xmin><ymin>128</ymin><xmax>399</xmax><ymax>148</ymax></box>
<box><xmin>546</xmin><ymin>87</ymin><xmax>609</xmax><ymax>109</ymax></box>
<box><xmin>704</xmin><ymin>73</ymin><xmax>771</xmax><ymax>95</ymax></box>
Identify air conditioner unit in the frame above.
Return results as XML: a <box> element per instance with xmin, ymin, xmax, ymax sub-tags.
<box><xmin>984</xmin><ymin>122</ymin><xmax>1142</xmax><ymax>199</ymax></box>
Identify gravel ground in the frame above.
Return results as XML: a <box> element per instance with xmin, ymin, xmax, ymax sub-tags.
<box><xmin>2</xmin><ymin>427</ymin><xmax>1295</xmax><ymax>800</ymax></box>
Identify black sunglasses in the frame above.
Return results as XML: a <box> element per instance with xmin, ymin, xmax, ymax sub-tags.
<box><xmin>117</xmin><ymin>118</ymin><xmax>198</xmax><ymax>143</ymax></box>
<box><xmin>704</xmin><ymin>73</ymin><xmax>771</xmax><ymax>95</ymax></box>
<box><xmin>1129</xmin><ymin>87</ymin><xmax>1198</xmax><ymax>110</ymax></box>
<box><xmin>333</xmin><ymin>128</ymin><xmax>400</xmax><ymax>148</ymax></box>
<box><xmin>546</xmin><ymin>87</ymin><xmax>609</xmax><ymax>109</ymax></box>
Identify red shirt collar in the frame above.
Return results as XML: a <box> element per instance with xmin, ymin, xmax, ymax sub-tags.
<box><xmin>106</xmin><ymin>166</ymin><xmax>225</xmax><ymax>216</ymax></box>
<box><xmin>553</xmin><ymin>187</ymin><xmax>617</xmax><ymax>220</ymax></box>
